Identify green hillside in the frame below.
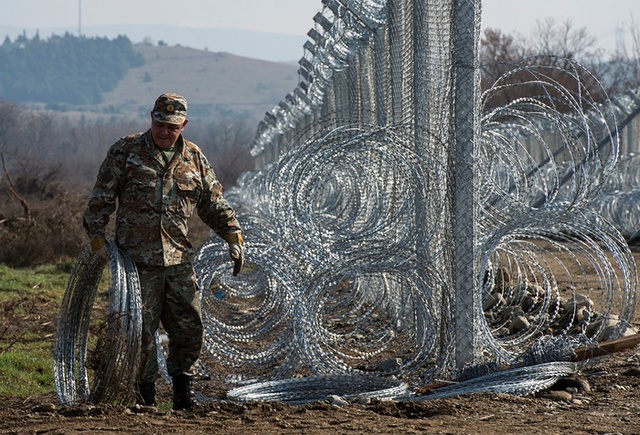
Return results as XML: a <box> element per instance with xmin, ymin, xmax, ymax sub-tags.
<box><xmin>0</xmin><ymin>33</ymin><xmax>143</xmax><ymax>105</ymax></box>
<box><xmin>0</xmin><ymin>33</ymin><xmax>299</xmax><ymax>123</ymax></box>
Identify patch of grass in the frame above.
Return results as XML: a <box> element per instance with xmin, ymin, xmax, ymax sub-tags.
<box><xmin>0</xmin><ymin>263</ymin><xmax>69</xmax><ymax>301</ymax></box>
<box><xmin>0</xmin><ymin>348</ymin><xmax>54</xmax><ymax>397</ymax></box>
<box><xmin>0</xmin><ymin>263</ymin><xmax>70</xmax><ymax>398</ymax></box>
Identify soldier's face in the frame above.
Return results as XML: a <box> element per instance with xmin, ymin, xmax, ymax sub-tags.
<box><xmin>150</xmin><ymin>117</ymin><xmax>188</xmax><ymax>149</ymax></box>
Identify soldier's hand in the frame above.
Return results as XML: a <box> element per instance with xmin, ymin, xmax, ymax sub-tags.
<box><xmin>90</xmin><ymin>237</ymin><xmax>108</xmax><ymax>260</ymax></box>
<box><xmin>228</xmin><ymin>243</ymin><xmax>244</xmax><ymax>276</ymax></box>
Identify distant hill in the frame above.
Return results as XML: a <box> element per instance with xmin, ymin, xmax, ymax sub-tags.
<box><xmin>97</xmin><ymin>44</ymin><xmax>299</xmax><ymax>123</ymax></box>
<box><xmin>0</xmin><ymin>24</ymin><xmax>308</xmax><ymax>63</ymax></box>
<box><xmin>0</xmin><ymin>32</ymin><xmax>300</xmax><ymax>124</ymax></box>
<box><xmin>0</xmin><ymin>33</ymin><xmax>144</xmax><ymax>105</ymax></box>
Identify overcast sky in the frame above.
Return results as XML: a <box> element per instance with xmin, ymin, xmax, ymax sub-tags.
<box><xmin>1</xmin><ymin>0</ymin><xmax>638</xmax><ymax>54</ymax></box>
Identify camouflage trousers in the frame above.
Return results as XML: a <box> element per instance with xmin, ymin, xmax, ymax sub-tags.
<box><xmin>136</xmin><ymin>262</ymin><xmax>203</xmax><ymax>383</ymax></box>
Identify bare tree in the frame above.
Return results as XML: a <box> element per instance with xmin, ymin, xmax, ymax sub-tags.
<box><xmin>526</xmin><ymin>17</ymin><xmax>603</xmax><ymax>61</ymax></box>
<box><xmin>480</xmin><ymin>18</ymin><xmax>636</xmax><ymax>111</ymax></box>
<box><xmin>1</xmin><ymin>152</ymin><xmax>31</xmax><ymax>226</ymax></box>
<box><xmin>480</xmin><ymin>28</ymin><xmax>526</xmax><ymax>88</ymax></box>
<box><xmin>604</xmin><ymin>15</ymin><xmax>640</xmax><ymax>95</ymax></box>
<box><xmin>189</xmin><ymin>118</ymin><xmax>256</xmax><ymax>187</ymax></box>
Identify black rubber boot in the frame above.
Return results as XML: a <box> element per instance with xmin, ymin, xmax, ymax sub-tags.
<box><xmin>136</xmin><ymin>381</ymin><xmax>156</xmax><ymax>407</ymax></box>
<box><xmin>172</xmin><ymin>374</ymin><xmax>196</xmax><ymax>411</ymax></box>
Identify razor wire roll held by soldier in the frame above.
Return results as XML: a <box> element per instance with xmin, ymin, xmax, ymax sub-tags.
<box><xmin>82</xmin><ymin>92</ymin><xmax>244</xmax><ymax>410</ymax></box>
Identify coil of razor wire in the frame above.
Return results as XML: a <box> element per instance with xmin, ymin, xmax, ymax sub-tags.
<box><xmin>567</xmin><ymin>88</ymin><xmax>640</xmax><ymax>240</ymax></box>
<box><xmin>200</xmin><ymin>57</ymin><xmax>637</xmax><ymax>398</ymax></box>
<box><xmin>196</xmin><ymin>123</ymin><xmax>461</xmax><ymax>387</ymax></box>
<box><xmin>476</xmin><ymin>211</ymin><xmax>637</xmax><ymax>366</ymax></box>
<box><xmin>475</xmin><ymin>58</ymin><xmax>637</xmax><ymax>365</ymax></box>
<box><xmin>478</xmin><ymin>57</ymin><xmax>619</xmax><ymax>224</ymax></box>
<box><xmin>590</xmin><ymin>151</ymin><xmax>640</xmax><ymax>239</ymax></box>
<box><xmin>227</xmin><ymin>374</ymin><xmax>410</xmax><ymax>404</ymax></box>
<box><xmin>408</xmin><ymin>362</ymin><xmax>577</xmax><ymax>401</ymax></box>
<box><xmin>54</xmin><ymin>239</ymin><xmax>142</xmax><ymax>405</ymax></box>
<box><xmin>195</xmin><ymin>236</ymin><xmax>301</xmax><ymax>381</ymax></box>
<box><xmin>251</xmin><ymin>0</ymin><xmax>388</xmax><ymax>157</ymax></box>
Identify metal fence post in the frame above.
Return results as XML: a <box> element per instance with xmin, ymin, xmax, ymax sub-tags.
<box><xmin>451</xmin><ymin>0</ymin><xmax>481</xmax><ymax>371</ymax></box>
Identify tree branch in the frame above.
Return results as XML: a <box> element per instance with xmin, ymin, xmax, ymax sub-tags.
<box><xmin>1</xmin><ymin>152</ymin><xmax>31</xmax><ymax>226</ymax></box>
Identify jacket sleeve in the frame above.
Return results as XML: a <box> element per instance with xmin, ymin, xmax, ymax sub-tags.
<box><xmin>82</xmin><ymin>141</ymin><xmax>125</xmax><ymax>241</ymax></box>
<box><xmin>196</xmin><ymin>157</ymin><xmax>243</xmax><ymax>244</ymax></box>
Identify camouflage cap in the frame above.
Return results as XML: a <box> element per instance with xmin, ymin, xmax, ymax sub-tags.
<box><xmin>152</xmin><ymin>93</ymin><xmax>188</xmax><ymax>124</ymax></box>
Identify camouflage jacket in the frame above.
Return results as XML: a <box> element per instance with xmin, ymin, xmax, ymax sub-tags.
<box><xmin>83</xmin><ymin>130</ymin><xmax>242</xmax><ymax>266</ymax></box>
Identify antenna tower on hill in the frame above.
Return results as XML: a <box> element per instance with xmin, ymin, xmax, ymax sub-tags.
<box><xmin>78</xmin><ymin>0</ymin><xmax>82</xmax><ymax>37</ymax></box>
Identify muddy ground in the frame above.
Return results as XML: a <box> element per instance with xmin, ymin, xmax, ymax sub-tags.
<box><xmin>1</xmin><ymin>249</ymin><xmax>639</xmax><ymax>435</ymax></box>
<box><xmin>1</xmin><ymin>359</ymin><xmax>639</xmax><ymax>435</ymax></box>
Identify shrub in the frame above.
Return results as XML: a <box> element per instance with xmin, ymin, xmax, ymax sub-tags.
<box><xmin>0</xmin><ymin>165</ymin><xmax>87</xmax><ymax>267</ymax></box>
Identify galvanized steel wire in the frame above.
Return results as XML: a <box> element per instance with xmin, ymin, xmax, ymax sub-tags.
<box><xmin>55</xmin><ymin>0</ymin><xmax>639</xmax><ymax>404</ymax></box>
<box><xmin>200</xmin><ymin>0</ymin><xmax>637</xmax><ymax>398</ymax></box>
<box><xmin>196</xmin><ymin>123</ymin><xmax>456</xmax><ymax>385</ymax></box>
<box><xmin>54</xmin><ymin>240</ymin><xmax>142</xmax><ymax>405</ymax></box>
<box><xmin>227</xmin><ymin>374</ymin><xmax>410</xmax><ymax>404</ymax></box>
<box><xmin>408</xmin><ymin>362</ymin><xmax>578</xmax><ymax>401</ymax></box>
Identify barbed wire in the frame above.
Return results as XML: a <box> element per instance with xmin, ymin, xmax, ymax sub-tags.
<box><xmin>54</xmin><ymin>0</ymin><xmax>639</xmax><ymax>405</ymax></box>
<box><xmin>54</xmin><ymin>240</ymin><xmax>142</xmax><ymax>405</ymax></box>
<box><xmin>227</xmin><ymin>374</ymin><xmax>410</xmax><ymax>404</ymax></box>
<box><xmin>407</xmin><ymin>362</ymin><xmax>578</xmax><ymax>401</ymax></box>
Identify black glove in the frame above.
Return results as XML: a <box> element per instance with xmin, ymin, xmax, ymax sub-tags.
<box><xmin>229</xmin><ymin>243</ymin><xmax>244</xmax><ymax>276</ymax></box>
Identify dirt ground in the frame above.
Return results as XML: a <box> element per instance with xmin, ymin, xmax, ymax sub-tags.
<box><xmin>1</xmin><ymin>249</ymin><xmax>639</xmax><ymax>435</ymax></box>
<box><xmin>1</xmin><ymin>359</ymin><xmax>639</xmax><ymax>435</ymax></box>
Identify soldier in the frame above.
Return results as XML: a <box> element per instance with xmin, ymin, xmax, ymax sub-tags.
<box><xmin>83</xmin><ymin>93</ymin><xmax>244</xmax><ymax>410</ymax></box>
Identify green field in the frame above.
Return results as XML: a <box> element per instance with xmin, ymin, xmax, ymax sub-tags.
<box><xmin>0</xmin><ymin>264</ymin><xmax>70</xmax><ymax>397</ymax></box>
